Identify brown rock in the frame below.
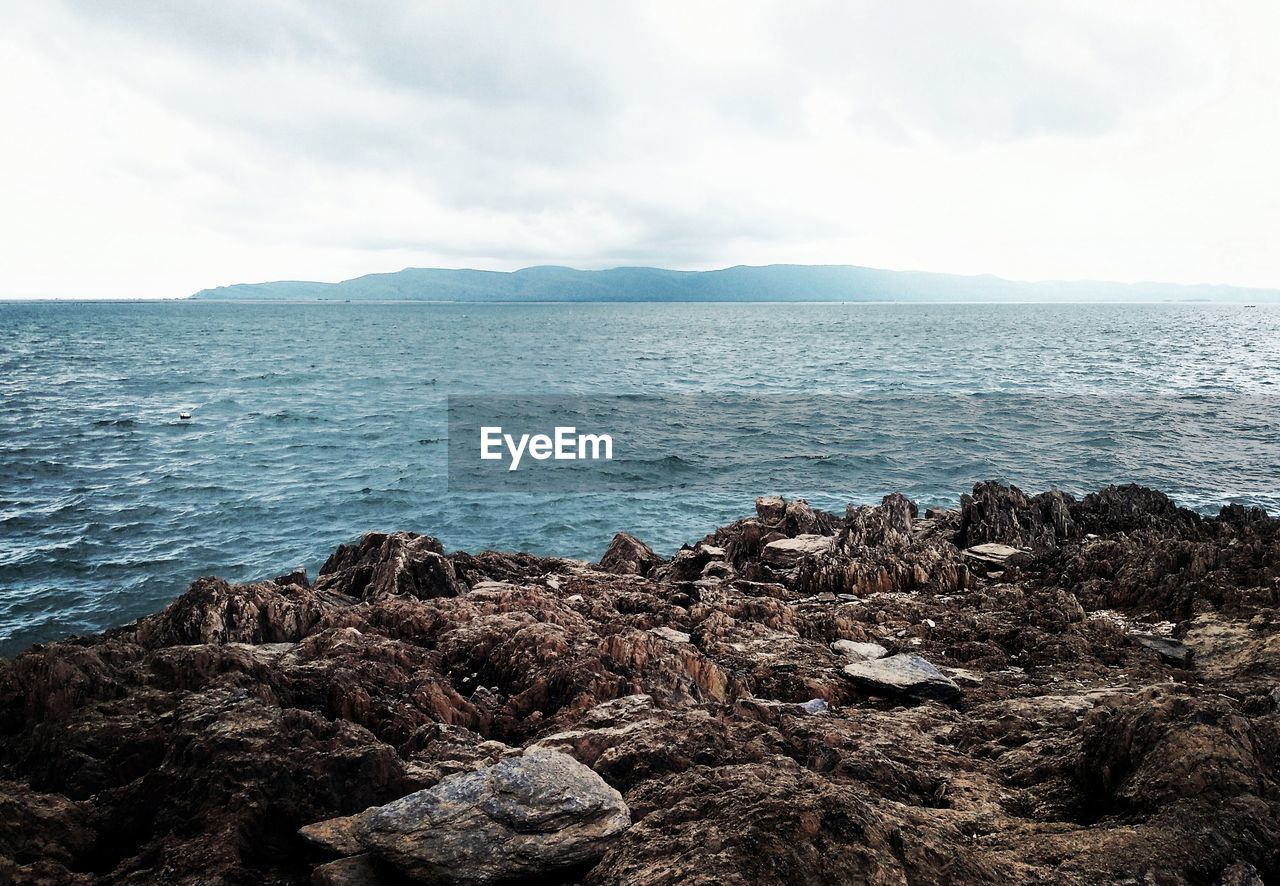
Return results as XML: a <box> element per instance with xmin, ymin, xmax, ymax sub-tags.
<box><xmin>599</xmin><ymin>532</ymin><xmax>662</xmax><ymax>576</ymax></box>
<box><xmin>0</xmin><ymin>484</ymin><xmax>1277</xmax><ymax>884</ymax></box>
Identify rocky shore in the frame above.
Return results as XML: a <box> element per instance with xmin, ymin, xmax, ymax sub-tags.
<box><xmin>2</xmin><ymin>482</ymin><xmax>1278</xmax><ymax>885</ymax></box>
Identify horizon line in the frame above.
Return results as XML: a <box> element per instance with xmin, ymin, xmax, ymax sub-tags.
<box><xmin>199</xmin><ymin>261</ymin><xmax>1280</xmax><ymax>293</ymax></box>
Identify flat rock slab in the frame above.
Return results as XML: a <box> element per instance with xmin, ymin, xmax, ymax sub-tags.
<box><xmin>962</xmin><ymin>543</ymin><xmax>1029</xmax><ymax>568</ymax></box>
<box><xmin>762</xmin><ymin>534</ymin><xmax>834</xmax><ymax>567</ymax></box>
<box><xmin>831</xmin><ymin>640</ymin><xmax>889</xmax><ymax>660</ymax></box>
<box><xmin>1132</xmin><ymin>633</ymin><xmax>1193</xmax><ymax>667</ymax></box>
<box><xmin>841</xmin><ymin>653</ymin><xmax>962</xmax><ymax>701</ymax></box>
<box><xmin>649</xmin><ymin>626</ymin><xmax>692</xmax><ymax>644</ymax></box>
<box><xmin>940</xmin><ymin>666</ymin><xmax>985</xmax><ymax>687</ymax></box>
<box><xmin>303</xmin><ymin>750</ymin><xmax>629</xmax><ymax>885</ymax></box>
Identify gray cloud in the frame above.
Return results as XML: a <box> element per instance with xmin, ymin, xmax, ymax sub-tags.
<box><xmin>1</xmin><ymin>1</ymin><xmax>1273</xmax><ymax>297</ymax></box>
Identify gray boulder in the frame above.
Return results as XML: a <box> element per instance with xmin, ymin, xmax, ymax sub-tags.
<box><xmin>303</xmin><ymin>749</ymin><xmax>629</xmax><ymax>884</ymax></box>
<box><xmin>841</xmin><ymin>653</ymin><xmax>961</xmax><ymax>701</ymax></box>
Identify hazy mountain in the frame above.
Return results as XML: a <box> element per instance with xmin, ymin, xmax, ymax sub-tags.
<box><xmin>190</xmin><ymin>264</ymin><xmax>1280</xmax><ymax>303</ymax></box>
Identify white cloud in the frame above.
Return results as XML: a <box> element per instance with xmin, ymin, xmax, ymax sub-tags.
<box><xmin>0</xmin><ymin>0</ymin><xmax>1276</xmax><ymax>298</ymax></box>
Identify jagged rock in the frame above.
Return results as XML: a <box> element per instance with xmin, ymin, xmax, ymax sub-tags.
<box><xmin>315</xmin><ymin>532</ymin><xmax>465</xmax><ymax>599</ymax></box>
<box><xmin>0</xmin><ymin>781</ymin><xmax>95</xmax><ymax>870</ymax></box>
<box><xmin>131</xmin><ymin>576</ymin><xmax>343</xmax><ymax>646</ymax></box>
<box><xmin>2</xmin><ymin>483</ymin><xmax>1279</xmax><ymax>884</ymax></box>
<box><xmin>1079</xmin><ymin>485</ymin><xmax>1193</xmax><ymax>535</ymax></box>
<box><xmin>599</xmin><ymin>532</ymin><xmax>661</xmax><ymax>576</ymax></box>
<box><xmin>755</xmin><ymin>495</ymin><xmax>786</xmax><ymax>524</ymax></box>
<box><xmin>662</xmin><ymin>544</ymin><xmax>731</xmax><ymax>582</ymax></box>
<box><xmin>316</xmin><ymin>749</ymin><xmax>629</xmax><ymax>884</ymax></box>
<box><xmin>1079</xmin><ymin>687</ymin><xmax>1268</xmax><ymax>815</ymax></box>
<box><xmin>794</xmin><ymin>494</ymin><xmax>969</xmax><ymax>597</ymax></box>
<box><xmin>841</xmin><ymin>654</ymin><xmax>961</xmax><ymax>701</ymax></box>
<box><xmin>831</xmin><ymin>640</ymin><xmax>888</xmax><ymax>660</ymax></box>
<box><xmin>959</xmin><ymin>482</ymin><xmax>1077</xmax><ymax>550</ymax></box>
<box><xmin>273</xmin><ymin>566</ymin><xmax>310</xmax><ymax>588</ymax></box>
<box><xmin>783</xmin><ymin>499</ymin><xmax>820</xmax><ymax>535</ymax></box>
<box><xmin>696</xmin><ymin>496</ymin><xmax>841</xmax><ymax>575</ymax></box>
<box><xmin>735</xmin><ymin>696</ymin><xmax>829</xmax><ymax>722</ymax></box>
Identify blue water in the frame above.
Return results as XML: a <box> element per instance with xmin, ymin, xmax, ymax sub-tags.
<box><xmin>2</xmin><ymin>301</ymin><xmax>1279</xmax><ymax>654</ymax></box>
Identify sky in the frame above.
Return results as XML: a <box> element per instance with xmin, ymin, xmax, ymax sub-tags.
<box><xmin>1</xmin><ymin>1</ymin><xmax>1278</xmax><ymax>299</ymax></box>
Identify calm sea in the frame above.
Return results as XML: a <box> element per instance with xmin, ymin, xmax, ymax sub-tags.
<box><xmin>2</xmin><ymin>301</ymin><xmax>1278</xmax><ymax>654</ymax></box>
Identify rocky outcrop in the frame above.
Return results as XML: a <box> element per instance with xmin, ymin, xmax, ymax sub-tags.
<box><xmin>315</xmin><ymin>531</ymin><xmax>465</xmax><ymax>600</ymax></box>
<box><xmin>794</xmin><ymin>493</ymin><xmax>971</xmax><ymax>596</ymax></box>
<box><xmin>0</xmin><ymin>483</ymin><xmax>1277</xmax><ymax>884</ymax></box>
<box><xmin>959</xmin><ymin>481</ymin><xmax>1078</xmax><ymax>549</ymax></box>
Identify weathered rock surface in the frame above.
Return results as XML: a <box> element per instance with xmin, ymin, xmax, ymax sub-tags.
<box><xmin>761</xmin><ymin>534</ymin><xmax>833</xmax><ymax>567</ymax></box>
<box><xmin>831</xmin><ymin>639</ymin><xmax>888</xmax><ymax>660</ymax></box>
<box><xmin>962</xmin><ymin>542</ymin><xmax>1029</xmax><ymax>568</ymax></box>
<box><xmin>1131</xmin><ymin>632</ymin><xmax>1194</xmax><ymax>667</ymax></box>
<box><xmin>1</xmin><ymin>483</ymin><xmax>1278</xmax><ymax>884</ymax></box>
<box><xmin>598</xmin><ymin>532</ymin><xmax>662</xmax><ymax>577</ymax></box>
<box><xmin>305</xmin><ymin>749</ymin><xmax>628</xmax><ymax>884</ymax></box>
<box><xmin>841</xmin><ymin>653</ymin><xmax>962</xmax><ymax>701</ymax></box>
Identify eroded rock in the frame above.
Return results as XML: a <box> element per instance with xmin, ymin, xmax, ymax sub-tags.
<box><xmin>1</xmin><ymin>483</ymin><xmax>1277</xmax><ymax>884</ymax></box>
<box><xmin>599</xmin><ymin>532</ymin><xmax>662</xmax><ymax>577</ymax></box>
<box><xmin>316</xmin><ymin>749</ymin><xmax>630</xmax><ymax>884</ymax></box>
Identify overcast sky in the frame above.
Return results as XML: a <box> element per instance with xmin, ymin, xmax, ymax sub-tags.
<box><xmin>2</xmin><ymin>1</ymin><xmax>1278</xmax><ymax>299</ymax></box>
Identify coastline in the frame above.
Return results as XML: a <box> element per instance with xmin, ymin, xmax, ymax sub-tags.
<box><xmin>2</xmin><ymin>481</ymin><xmax>1276</xmax><ymax>883</ymax></box>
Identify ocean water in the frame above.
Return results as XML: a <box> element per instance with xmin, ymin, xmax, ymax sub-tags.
<box><xmin>2</xmin><ymin>300</ymin><xmax>1279</xmax><ymax>654</ymax></box>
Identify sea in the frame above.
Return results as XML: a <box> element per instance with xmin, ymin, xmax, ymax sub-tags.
<box><xmin>2</xmin><ymin>300</ymin><xmax>1278</xmax><ymax>654</ymax></box>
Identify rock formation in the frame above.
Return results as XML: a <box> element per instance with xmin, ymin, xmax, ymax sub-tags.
<box><xmin>302</xmin><ymin>749</ymin><xmax>629</xmax><ymax>884</ymax></box>
<box><xmin>0</xmin><ymin>482</ymin><xmax>1277</xmax><ymax>884</ymax></box>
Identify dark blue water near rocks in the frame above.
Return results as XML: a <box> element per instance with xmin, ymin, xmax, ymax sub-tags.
<box><xmin>2</xmin><ymin>300</ymin><xmax>1278</xmax><ymax>653</ymax></box>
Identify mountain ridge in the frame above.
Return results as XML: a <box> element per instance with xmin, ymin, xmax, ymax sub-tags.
<box><xmin>189</xmin><ymin>263</ymin><xmax>1280</xmax><ymax>303</ymax></box>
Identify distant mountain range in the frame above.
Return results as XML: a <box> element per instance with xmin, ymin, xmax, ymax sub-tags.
<box><xmin>190</xmin><ymin>264</ymin><xmax>1280</xmax><ymax>303</ymax></box>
